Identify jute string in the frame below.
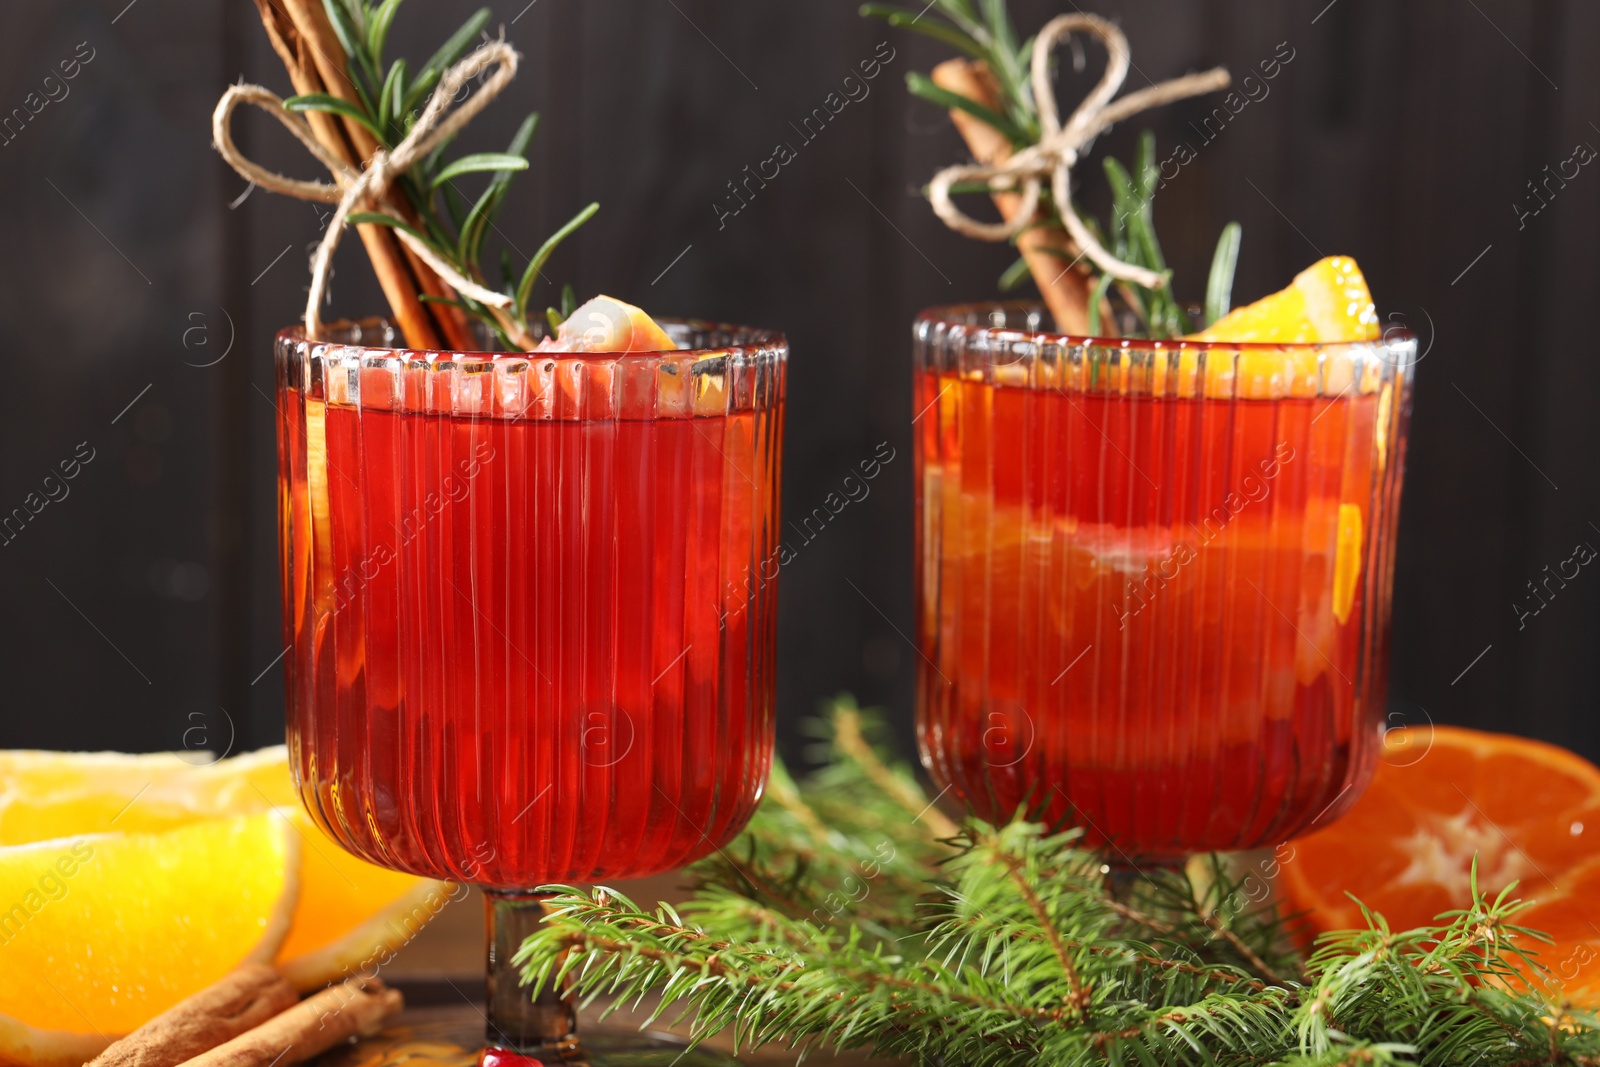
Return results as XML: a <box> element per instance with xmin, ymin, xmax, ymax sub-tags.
<box><xmin>927</xmin><ymin>14</ymin><xmax>1229</xmax><ymax>290</ymax></box>
<box><xmin>213</xmin><ymin>41</ymin><xmax>520</xmax><ymax>340</ymax></box>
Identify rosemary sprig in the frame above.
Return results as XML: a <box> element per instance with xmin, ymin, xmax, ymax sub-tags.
<box><xmin>865</xmin><ymin>0</ymin><xmax>1243</xmax><ymax>339</ymax></box>
<box><xmin>288</xmin><ymin>0</ymin><xmax>596</xmax><ymax>349</ymax></box>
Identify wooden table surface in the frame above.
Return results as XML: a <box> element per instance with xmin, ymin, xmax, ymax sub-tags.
<box><xmin>365</xmin><ymin>876</ymin><xmax>885</xmax><ymax>1066</ymax></box>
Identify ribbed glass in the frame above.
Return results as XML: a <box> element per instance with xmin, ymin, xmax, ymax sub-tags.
<box><xmin>913</xmin><ymin>304</ymin><xmax>1414</xmax><ymax>863</ymax></box>
<box><xmin>275</xmin><ymin>318</ymin><xmax>786</xmax><ymax>888</ymax></box>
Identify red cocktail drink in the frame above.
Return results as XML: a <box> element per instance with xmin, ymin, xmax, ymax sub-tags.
<box><xmin>278</xmin><ymin>320</ymin><xmax>784</xmax><ymax>886</ymax></box>
<box><xmin>275</xmin><ymin>317</ymin><xmax>785</xmax><ymax>1059</ymax></box>
<box><xmin>914</xmin><ymin>306</ymin><xmax>1413</xmax><ymax>863</ymax></box>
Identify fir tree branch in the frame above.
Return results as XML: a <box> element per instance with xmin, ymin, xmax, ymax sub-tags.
<box><xmin>995</xmin><ymin>849</ymin><xmax>1090</xmax><ymax>1016</ymax></box>
<box><xmin>517</xmin><ymin>698</ymin><xmax>1600</xmax><ymax>1067</ymax></box>
<box><xmin>830</xmin><ymin>697</ymin><xmax>960</xmax><ymax>839</ymax></box>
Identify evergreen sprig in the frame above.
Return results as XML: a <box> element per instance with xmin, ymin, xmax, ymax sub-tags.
<box><xmin>289</xmin><ymin>0</ymin><xmax>594</xmax><ymax>348</ymax></box>
<box><xmin>516</xmin><ymin>697</ymin><xmax>1600</xmax><ymax>1067</ymax></box>
<box><xmin>861</xmin><ymin>0</ymin><xmax>1242</xmax><ymax>337</ymax></box>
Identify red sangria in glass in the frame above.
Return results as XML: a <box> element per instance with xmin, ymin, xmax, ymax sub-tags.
<box><xmin>912</xmin><ymin>302</ymin><xmax>1414</xmax><ymax>864</ymax></box>
<box><xmin>276</xmin><ymin>314</ymin><xmax>786</xmax><ymax>1063</ymax></box>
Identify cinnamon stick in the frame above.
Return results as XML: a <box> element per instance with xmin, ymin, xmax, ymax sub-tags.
<box><xmin>931</xmin><ymin>58</ymin><xmax>1096</xmax><ymax>335</ymax></box>
<box><xmin>88</xmin><ymin>966</ymin><xmax>299</xmax><ymax>1067</ymax></box>
<box><xmin>249</xmin><ymin>0</ymin><xmax>472</xmax><ymax>351</ymax></box>
<box><xmin>176</xmin><ymin>977</ymin><xmax>403</xmax><ymax>1067</ymax></box>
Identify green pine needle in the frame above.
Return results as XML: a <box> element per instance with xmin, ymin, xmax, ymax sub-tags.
<box><xmin>517</xmin><ymin>697</ymin><xmax>1600</xmax><ymax>1067</ymax></box>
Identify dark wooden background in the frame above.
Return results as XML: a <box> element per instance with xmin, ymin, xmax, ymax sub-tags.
<box><xmin>0</xmin><ymin>0</ymin><xmax>1596</xmax><ymax>767</ymax></box>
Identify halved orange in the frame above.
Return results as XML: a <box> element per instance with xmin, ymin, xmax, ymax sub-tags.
<box><xmin>1280</xmin><ymin>726</ymin><xmax>1600</xmax><ymax>1000</ymax></box>
<box><xmin>0</xmin><ymin>814</ymin><xmax>298</xmax><ymax>1066</ymax></box>
<box><xmin>0</xmin><ymin>747</ymin><xmax>451</xmax><ymax>993</ymax></box>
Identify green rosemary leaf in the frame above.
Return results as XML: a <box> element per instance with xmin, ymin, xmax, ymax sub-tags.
<box><xmin>346</xmin><ymin>210</ymin><xmax>431</xmax><ymax>246</ymax></box>
<box><xmin>431</xmin><ymin>152</ymin><xmax>529</xmax><ymax>189</ymax></box>
<box><xmin>453</xmin><ymin>113</ymin><xmax>539</xmax><ymax>272</ymax></box>
<box><xmin>997</xmin><ymin>255</ymin><xmax>1032</xmax><ymax>293</ymax></box>
<box><xmin>401</xmin><ymin>178</ymin><xmax>458</xmax><ymax>251</ymax></box>
<box><xmin>546</xmin><ymin>307</ymin><xmax>563</xmax><ymax>333</ymax></box>
<box><xmin>321</xmin><ymin>0</ymin><xmax>363</xmax><ymax>61</ymax></box>
<box><xmin>978</xmin><ymin>0</ymin><xmax>1030</xmax><ymax>124</ymax></box>
<box><xmin>1105</xmin><ymin>156</ymin><xmax>1168</xmax><ymax>278</ymax></box>
<box><xmin>560</xmin><ymin>283</ymin><xmax>576</xmax><ymax>319</ymax></box>
<box><xmin>981</xmin><ymin>0</ymin><xmax>1018</xmax><ymax>62</ymax></box>
<box><xmin>456</xmin><ymin>182</ymin><xmax>503</xmax><ymax>275</ymax></box>
<box><xmin>283</xmin><ymin>93</ymin><xmax>382</xmax><ymax>141</ymax></box>
<box><xmin>1203</xmin><ymin>222</ymin><xmax>1242</xmax><ymax>327</ymax></box>
<box><xmin>378</xmin><ymin>58</ymin><xmax>407</xmax><ymax>142</ymax></box>
<box><xmin>906</xmin><ymin>72</ymin><xmax>1027</xmax><ymax>147</ymax></box>
<box><xmin>935</xmin><ymin>0</ymin><xmax>982</xmax><ymax>26</ymax></box>
<box><xmin>515</xmin><ymin>201</ymin><xmax>600</xmax><ymax>316</ymax></box>
<box><xmin>1131</xmin><ymin>130</ymin><xmax>1156</xmax><ymax>200</ymax></box>
<box><xmin>321</xmin><ymin>0</ymin><xmax>380</xmax><ymax>95</ymax></box>
<box><xmin>439</xmin><ymin>181</ymin><xmax>466</xmax><ymax>230</ymax></box>
<box><xmin>366</xmin><ymin>0</ymin><xmax>405</xmax><ymax>65</ymax></box>
<box><xmin>499</xmin><ymin>246</ymin><xmax>516</xmax><ymax>291</ymax></box>
<box><xmin>505</xmin><ymin>111</ymin><xmax>540</xmax><ymax>157</ymax></box>
<box><xmin>1101</xmin><ymin>156</ymin><xmax>1140</xmax><ymax>233</ymax></box>
<box><xmin>405</xmin><ymin>7</ymin><xmax>490</xmax><ymax>113</ymax></box>
<box><xmin>1086</xmin><ymin>271</ymin><xmax>1116</xmax><ymax>336</ymax></box>
<box><xmin>859</xmin><ymin>5</ymin><xmax>984</xmax><ymax>58</ymax></box>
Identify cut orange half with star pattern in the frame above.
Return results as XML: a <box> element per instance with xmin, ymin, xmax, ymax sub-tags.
<box><xmin>1279</xmin><ymin>725</ymin><xmax>1600</xmax><ymax>1002</ymax></box>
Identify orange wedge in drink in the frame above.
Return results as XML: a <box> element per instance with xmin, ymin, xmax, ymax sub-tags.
<box><xmin>1169</xmin><ymin>256</ymin><xmax>1382</xmax><ymax>400</ymax></box>
<box><xmin>538</xmin><ymin>295</ymin><xmax>676</xmax><ymax>353</ymax></box>
<box><xmin>1192</xmin><ymin>255</ymin><xmax>1380</xmax><ymax>344</ymax></box>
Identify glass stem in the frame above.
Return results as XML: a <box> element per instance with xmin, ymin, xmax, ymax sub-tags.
<box><xmin>485</xmin><ymin>891</ymin><xmax>578</xmax><ymax>1054</ymax></box>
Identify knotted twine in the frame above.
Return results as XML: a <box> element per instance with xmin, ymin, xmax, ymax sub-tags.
<box><xmin>927</xmin><ymin>14</ymin><xmax>1230</xmax><ymax>290</ymax></box>
<box><xmin>213</xmin><ymin>41</ymin><xmax>520</xmax><ymax>341</ymax></box>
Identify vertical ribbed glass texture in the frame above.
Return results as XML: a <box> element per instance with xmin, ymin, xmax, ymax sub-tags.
<box><xmin>913</xmin><ymin>305</ymin><xmax>1414</xmax><ymax>863</ymax></box>
<box><xmin>275</xmin><ymin>319</ymin><xmax>786</xmax><ymax>888</ymax></box>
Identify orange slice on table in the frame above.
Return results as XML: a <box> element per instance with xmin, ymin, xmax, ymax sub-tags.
<box><xmin>1279</xmin><ymin>726</ymin><xmax>1600</xmax><ymax>1002</ymax></box>
<box><xmin>0</xmin><ymin>747</ymin><xmax>451</xmax><ymax>1003</ymax></box>
<box><xmin>0</xmin><ymin>814</ymin><xmax>298</xmax><ymax>1067</ymax></box>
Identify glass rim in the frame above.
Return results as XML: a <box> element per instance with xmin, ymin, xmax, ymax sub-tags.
<box><xmin>276</xmin><ymin>315</ymin><xmax>788</xmax><ymax>363</ymax></box>
<box><xmin>916</xmin><ymin>300</ymin><xmax>1418</xmax><ymax>353</ymax></box>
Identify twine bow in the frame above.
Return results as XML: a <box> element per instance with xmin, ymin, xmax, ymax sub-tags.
<box><xmin>927</xmin><ymin>14</ymin><xmax>1229</xmax><ymax>290</ymax></box>
<box><xmin>213</xmin><ymin>41</ymin><xmax>520</xmax><ymax>341</ymax></box>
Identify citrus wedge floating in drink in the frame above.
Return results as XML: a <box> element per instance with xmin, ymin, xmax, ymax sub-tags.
<box><xmin>0</xmin><ymin>814</ymin><xmax>298</xmax><ymax>1067</ymax></box>
<box><xmin>1167</xmin><ymin>255</ymin><xmax>1382</xmax><ymax>400</ymax></box>
<box><xmin>538</xmin><ymin>295</ymin><xmax>676</xmax><ymax>353</ymax></box>
<box><xmin>1191</xmin><ymin>255</ymin><xmax>1380</xmax><ymax>344</ymax></box>
<box><xmin>0</xmin><ymin>746</ymin><xmax>450</xmax><ymax>1019</ymax></box>
<box><xmin>1279</xmin><ymin>726</ymin><xmax>1600</xmax><ymax>1002</ymax></box>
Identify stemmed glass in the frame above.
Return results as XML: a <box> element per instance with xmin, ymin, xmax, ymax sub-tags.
<box><xmin>912</xmin><ymin>304</ymin><xmax>1414</xmax><ymax>864</ymax></box>
<box><xmin>275</xmin><ymin>317</ymin><xmax>786</xmax><ymax>1064</ymax></box>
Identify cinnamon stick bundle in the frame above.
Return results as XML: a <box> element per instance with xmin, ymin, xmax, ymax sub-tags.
<box><xmin>249</xmin><ymin>0</ymin><xmax>472</xmax><ymax>350</ymax></box>
<box><xmin>179</xmin><ymin>977</ymin><xmax>402</xmax><ymax>1067</ymax></box>
<box><xmin>930</xmin><ymin>58</ymin><xmax>1095</xmax><ymax>334</ymax></box>
<box><xmin>88</xmin><ymin>965</ymin><xmax>299</xmax><ymax>1067</ymax></box>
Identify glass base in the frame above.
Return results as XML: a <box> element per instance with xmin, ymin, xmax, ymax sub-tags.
<box><xmin>316</xmin><ymin>1014</ymin><xmax>737</xmax><ymax>1067</ymax></box>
